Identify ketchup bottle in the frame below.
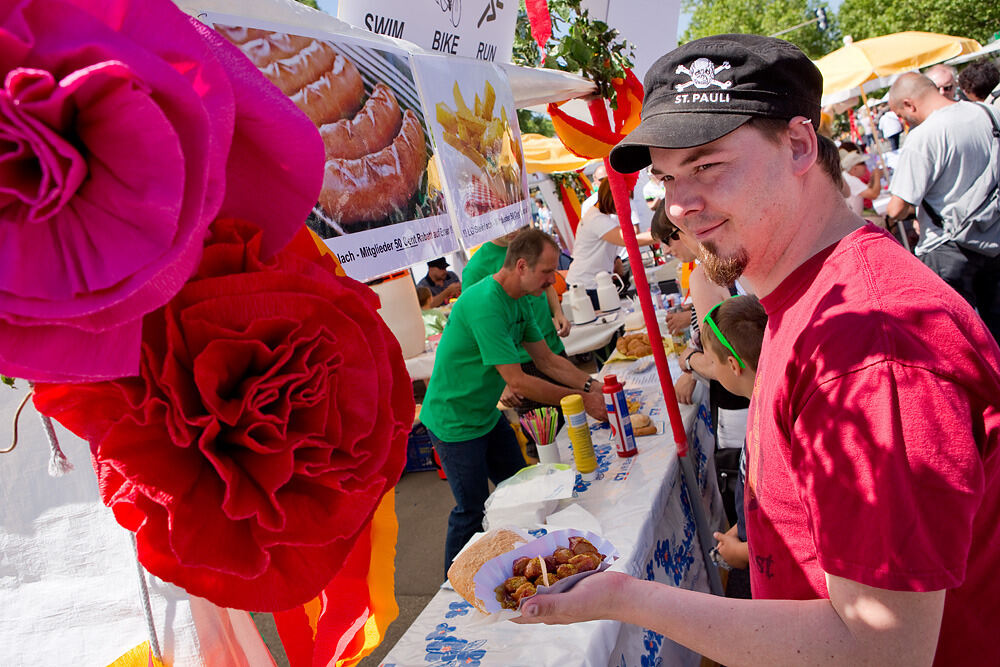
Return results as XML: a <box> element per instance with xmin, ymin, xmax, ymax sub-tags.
<box><xmin>603</xmin><ymin>375</ymin><xmax>637</xmax><ymax>457</ymax></box>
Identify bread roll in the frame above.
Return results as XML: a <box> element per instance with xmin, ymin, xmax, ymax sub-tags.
<box><xmin>630</xmin><ymin>413</ymin><xmax>651</xmax><ymax>429</ymax></box>
<box><xmin>448</xmin><ymin>529</ymin><xmax>527</xmax><ymax>613</ymax></box>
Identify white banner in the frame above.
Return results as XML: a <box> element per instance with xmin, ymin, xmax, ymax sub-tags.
<box><xmin>338</xmin><ymin>0</ymin><xmax>517</xmax><ymax>63</ymax></box>
<box><xmin>456</xmin><ymin>199</ymin><xmax>530</xmax><ymax>247</ymax></box>
<box><xmin>411</xmin><ymin>53</ymin><xmax>530</xmax><ymax>248</ymax></box>
<box><xmin>203</xmin><ymin>13</ymin><xmax>462</xmax><ymax>280</ymax></box>
<box><xmin>325</xmin><ymin>212</ymin><xmax>456</xmax><ymax>281</ymax></box>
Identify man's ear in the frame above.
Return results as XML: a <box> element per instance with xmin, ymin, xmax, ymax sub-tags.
<box><xmin>786</xmin><ymin>116</ymin><xmax>817</xmax><ymax>177</ymax></box>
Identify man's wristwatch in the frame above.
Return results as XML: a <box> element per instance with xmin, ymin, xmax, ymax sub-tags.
<box><xmin>681</xmin><ymin>350</ymin><xmax>700</xmax><ymax>373</ymax></box>
<box><xmin>583</xmin><ymin>377</ymin><xmax>595</xmax><ymax>392</ymax></box>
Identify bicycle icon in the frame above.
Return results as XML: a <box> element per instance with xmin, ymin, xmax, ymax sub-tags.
<box><xmin>436</xmin><ymin>0</ymin><xmax>461</xmax><ymax>28</ymax></box>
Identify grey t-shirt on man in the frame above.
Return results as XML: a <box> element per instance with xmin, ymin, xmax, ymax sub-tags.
<box><xmin>890</xmin><ymin>101</ymin><xmax>1000</xmax><ymax>257</ymax></box>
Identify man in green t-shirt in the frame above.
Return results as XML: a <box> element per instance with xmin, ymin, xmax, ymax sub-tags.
<box><xmin>462</xmin><ymin>230</ymin><xmax>573</xmax><ymax>448</ymax></box>
<box><xmin>421</xmin><ymin>229</ymin><xmax>606</xmax><ymax>573</ymax></box>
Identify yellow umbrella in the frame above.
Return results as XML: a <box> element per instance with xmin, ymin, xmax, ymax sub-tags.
<box><xmin>816</xmin><ymin>31</ymin><xmax>982</xmax><ymax>105</ymax></box>
<box><xmin>520</xmin><ymin>133</ymin><xmax>597</xmax><ymax>174</ymax></box>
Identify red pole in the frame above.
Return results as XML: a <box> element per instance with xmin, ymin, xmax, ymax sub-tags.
<box><xmin>586</xmin><ymin>98</ymin><xmax>688</xmax><ymax>457</ymax></box>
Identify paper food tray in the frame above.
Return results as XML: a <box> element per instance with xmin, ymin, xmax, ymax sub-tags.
<box><xmin>472</xmin><ymin>528</ymin><xmax>619</xmax><ymax>614</ymax></box>
<box><xmin>606</xmin><ymin>338</ymin><xmax>684</xmax><ymax>363</ymax></box>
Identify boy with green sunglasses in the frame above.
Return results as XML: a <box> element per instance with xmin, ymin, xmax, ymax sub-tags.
<box><xmin>699</xmin><ymin>296</ymin><xmax>767</xmax><ymax>575</ymax></box>
<box><xmin>700</xmin><ymin>296</ymin><xmax>767</xmax><ymax>398</ymax></box>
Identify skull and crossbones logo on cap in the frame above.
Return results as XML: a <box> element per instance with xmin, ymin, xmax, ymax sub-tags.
<box><xmin>674</xmin><ymin>58</ymin><xmax>732</xmax><ymax>92</ymax></box>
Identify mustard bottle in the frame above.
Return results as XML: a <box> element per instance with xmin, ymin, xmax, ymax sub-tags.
<box><xmin>560</xmin><ymin>394</ymin><xmax>597</xmax><ymax>480</ymax></box>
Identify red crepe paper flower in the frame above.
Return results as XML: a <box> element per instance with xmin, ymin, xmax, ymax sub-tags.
<box><xmin>0</xmin><ymin>0</ymin><xmax>323</xmax><ymax>383</ymax></box>
<box><xmin>34</xmin><ymin>219</ymin><xmax>413</xmax><ymax>611</ymax></box>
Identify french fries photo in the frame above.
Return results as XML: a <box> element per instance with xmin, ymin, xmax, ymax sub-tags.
<box><xmin>435</xmin><ymin>79</ymin><xmax>523</xmax><ymax>212</ymax></box>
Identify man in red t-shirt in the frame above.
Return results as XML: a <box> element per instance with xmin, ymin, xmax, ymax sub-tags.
<box><xmin>514</xmin><ymin>34</ymin><xmax>1000</xmax><ymax>666</ymax></box>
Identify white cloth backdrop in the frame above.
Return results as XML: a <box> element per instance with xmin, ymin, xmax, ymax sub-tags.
<box><xmin>0</xmin><ymin>384</ymin><xmax>273</xmax><ymax>665</ymax></box>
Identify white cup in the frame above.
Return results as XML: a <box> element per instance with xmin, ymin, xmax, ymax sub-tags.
<box><xmin>536</xmin><ymin>442</ymin><xmax>561</xmax><ymax>464</ymax></box>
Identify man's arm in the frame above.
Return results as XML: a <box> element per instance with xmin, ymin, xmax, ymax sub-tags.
<box><xmin>496</xmin><ymin>340</ymin><xmax>606</xmax><ymax>421</ymax></box>
<box><xmin>546</xmin><ymin>286</ymin><xmax>571</xmax><ymax>337</ymax></box>
<box><xmin>427</xmin><ymin>282</ymin><xmax>460</xmax><ymax>308</ymax></box>
<box><xmin>680</xmin><ymin>347</ymin><xmax>716</xmax><ymax>381</ymax></box>
<box><xmin>601</xmin><ymin>228</ymin><xmax>657</xmax><ymax>247</ymax></box>
<box><xmin>886</xmin><ymin>195</ymin><xmax>914</xmax><ymax>222</ymax></box>
<box><xmin>516</xmin><ymin>571</ymin><xmax>944</xmax><ymax>667</ymax></box>
<box><xmin>858</xmin><ymin>167</ymin><xmax>884</xmax><ymax>200</ymax></box>
<box><xmin>495</xmin><ymin>361</ymin><xmax>605</xmax><ymax>421</ymax></box>
<box><xmin>523</xmin><ymin>340</ymin><xmax>589</xmax><ymax>390</ymax></box>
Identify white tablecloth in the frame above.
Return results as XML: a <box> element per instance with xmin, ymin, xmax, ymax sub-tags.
<box><xmin>381</xmin><ymin>356</ymin><xmax>725</xmax><ymax>667</ymax></box>
<box><xmin>405</xmin><ymin>347</ymin><xmax>437</xmax><ymax>382</ymax></box>
<box><xmin>562</xmin><ymin>309</ymin><xmax>626</xmax><ymax>356</ymax></box>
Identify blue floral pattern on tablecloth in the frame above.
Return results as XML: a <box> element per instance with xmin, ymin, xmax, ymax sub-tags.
<box><xmin>572</xmin><ymin>441</ymin><xmax>613</xmax><ymax>492</ymax></box>
<box><xmin>444</xmin><ymin>601</ymin><xmax>473</xmax><ymax>618</ymax></box>
<box><xmin>643</xmin><ymin>480</ymin><xmax>697</xmax><ymax>587</ymax></box>
<box><xmin>612</xmin><ymin>629</ymin><xmax>665</xmax><ymax>667</ymax></box>
<box><xmin>691</xmin><ymin>404</ymin><xmax>713</xmax><ymax>489</ymax></box>
<box><xmin>417</xmin><ymin>603</ymin><xmax>487</xmax><ymax>666</ymax></box>
<box><xmin>640</xmin><ymin>629</ymin><xmax>665</xmax><ymax>667</ymax></box>
<box><xmin>424</xmin><ymin>636</ymin><xmax>487</xmax><ymax>666</ymax></box>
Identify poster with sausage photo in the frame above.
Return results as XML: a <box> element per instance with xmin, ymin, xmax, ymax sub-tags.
<box><xmin>411</xmin><ymin>54</ymin><xmax>531</xmax><ymax>248</ymax></box>
<box><xmin>205</xmin><ymin>14</ymin><xmax>459</xmax><ymax>281</ymax></box>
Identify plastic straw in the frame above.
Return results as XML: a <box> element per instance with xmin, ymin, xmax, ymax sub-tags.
<box><xmin>520</xmin><ymin>407</ymin><xmax>560</xmax><ymax>446</ymax></box>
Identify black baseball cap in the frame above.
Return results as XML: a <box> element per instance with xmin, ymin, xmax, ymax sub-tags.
<box><xmin>427</xmin><ymin>257</ymin><xmax>449</xmax><ymax>269</ymax></box>
<box><xmin>610</xmin><ymin>34</ymin><xmax>823</xmax><ymax>173</ymax></box>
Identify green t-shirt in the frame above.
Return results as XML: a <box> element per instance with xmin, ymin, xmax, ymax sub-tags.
<box><xmin>420</xmin><ymin>277</ymin><xmax>543</xmax><ymax>441</ymax></box>
<box><xmin>462</xmin><ymin>242</ymin><xmax>564</xmax><ymax>361</ymax></box>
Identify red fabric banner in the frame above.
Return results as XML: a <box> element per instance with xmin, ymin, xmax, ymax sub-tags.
<box><xmin>525</xmin><ymin>0</ymin><xmax>552</xmax><ymax>50</ymax></box>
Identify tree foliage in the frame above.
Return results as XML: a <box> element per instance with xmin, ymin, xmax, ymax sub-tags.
<box><xmin>681</xmin><ymin>0</ymin><xmax>840</xmax><ymax>58</ymax></box>
<box><xmin>517</xmin><ymin>109</ymin><xmax>555</xmax><ymax>137</ymax></box>
<box><xmin>513</xmin><ymin>0</ymin><xmax>634</xmax><ymax>106</ymax></box>
<box><xmin>837</xmin><ymin>0</ymin><xmax>1000</xmax><ymax>45</ymax></box>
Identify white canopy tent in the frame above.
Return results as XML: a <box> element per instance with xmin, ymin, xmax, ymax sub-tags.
<box><xmin>177</xmin><ymin>0</ymin><xmax>597</xmax><ymax>107</ymax></box>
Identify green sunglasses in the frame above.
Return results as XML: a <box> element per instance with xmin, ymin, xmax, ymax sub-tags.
<box><xmin>704</xmin><ymin>300</ymin><xmax>746</xmax><ymax>369</ymax></box>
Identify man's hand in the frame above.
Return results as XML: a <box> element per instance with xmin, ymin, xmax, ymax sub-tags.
<box><xmin>712</xmin><ymin>525</ymin><xmax>749</xmax><ymax>570</ymax></box>
<box><xmin>664</xmin><ymin>308</ymin><xmax>690</xmax><ymax>336</ymax></box>
<box><xmin>500</xmin><ymin>385</ymin><xmax>523</xmax><ymax>408</ymax></box>
<box><xmin>443</xmin><ymin>282</ymin><xmax>461</xmax><ymax>299</ymax></box>
<box><xmin>513</xmin><ymin>571</ymin><xmax>629</xmax><ymax>625</ymax></box>
<box><xmin>552</xmin><ymin>310</ymin><xmax>572</xmax><ymax>337</ymax></box>
<box><xmin>674</xmin><ymin>373</ymin><xmax>696</xmax><ymax>404</ymax></box>
<box><xmin>582</xmin><ymin>389</ymin><xmax>608</xmax><ymax>422</ymax></box>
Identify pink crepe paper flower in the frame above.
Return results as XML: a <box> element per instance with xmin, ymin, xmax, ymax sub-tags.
<box><xmin>0</xmin><ymin>0</ymin><xmax>323</xmax><ymax>382</ymax></box>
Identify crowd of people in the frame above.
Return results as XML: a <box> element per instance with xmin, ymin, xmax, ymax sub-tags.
<box><xmin>409</xmin><ymin>32</ymin><xmax>999</xmax><ymax>665</ymax></box>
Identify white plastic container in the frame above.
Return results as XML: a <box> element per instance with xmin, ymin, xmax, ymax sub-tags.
<box><xmin>370</xmin><ymin>272</ymin><xmax>426</xmax><ymax>359</ymax></box>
